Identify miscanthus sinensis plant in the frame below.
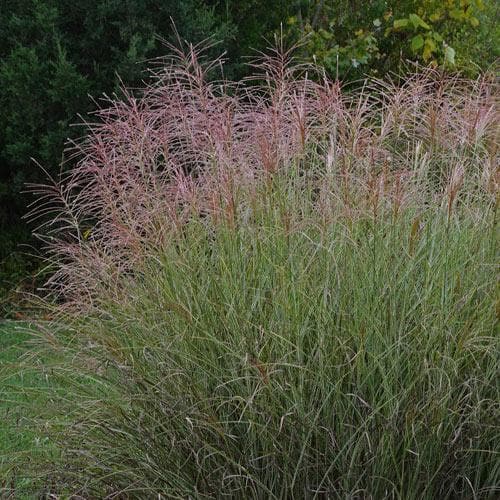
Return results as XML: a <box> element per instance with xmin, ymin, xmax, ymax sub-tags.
<box><xmin>17</xmin><ymin>39</ymin><xmax>499</xmax><ymax>497</ymax></box>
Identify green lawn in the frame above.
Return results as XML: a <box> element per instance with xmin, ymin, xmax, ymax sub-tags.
<box><xmin>0</xmin><ymin>320</ymin><xmax>52</xmax><ymax>496</ymax></box>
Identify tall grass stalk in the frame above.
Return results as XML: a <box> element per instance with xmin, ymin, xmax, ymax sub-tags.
<box><xmin>11</xmin><ymin>39</ymin><xmax>499</xmax><ymax>497</ymax></box>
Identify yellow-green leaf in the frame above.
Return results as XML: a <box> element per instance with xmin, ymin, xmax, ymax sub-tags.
<box><xmin>423</xmin><ymin>38</ymin><xmax>436</xmax><ymax>61</ymax></box>
<box><xmin>411</xmin><ymin>35</ymin><xmax>424</xmax><ymax>51</ymax></box>
<box><xmin>430</xmin><ymin>12</ymin><xmax>442</xmax><ymax>22</ymax></box>
<box><xmin>394</xmin><ymin>18</ymin><xmax>409</xmax><ymax>29</ymax></box>
<box><xmin>449</xmin><ymin>8</ymin><xmax>463</xmax><ymax>20</ymax></box>
<box><xmin>409</xmin><ymin>13</ymin><xmax>431</xmax><ymax>30</ymax></box>
<box><xmin>444</xmin><ymin>45</ymin><xmax>456</xmax><ymax>65</ymax></box>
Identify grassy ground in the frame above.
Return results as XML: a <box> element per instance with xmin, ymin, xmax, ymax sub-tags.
<box><xmin>0</xmin><ymin>320</ymin><xmax>54</xmax><ymax>496</ymax></box>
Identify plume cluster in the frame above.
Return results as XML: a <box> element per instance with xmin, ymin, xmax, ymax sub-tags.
<box><xmin>27</xmin><ymin>40</ymin><xmax>498</xmax><ymax>309</ymax></box>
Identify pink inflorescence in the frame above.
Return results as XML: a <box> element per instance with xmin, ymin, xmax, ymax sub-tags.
<box><xmin>27</xmin><ymin>39</ymin><xmax>499</xmax><ymax>309</ymax></box>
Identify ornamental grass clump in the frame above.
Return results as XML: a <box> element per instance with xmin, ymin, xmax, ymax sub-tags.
<box><xmin>14</xmin><ymin>39</ymin><xmax>499</xmax><ymax>497</ymax></box>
